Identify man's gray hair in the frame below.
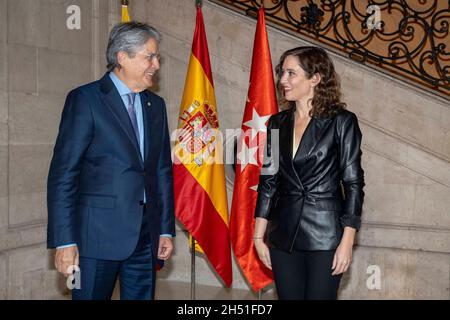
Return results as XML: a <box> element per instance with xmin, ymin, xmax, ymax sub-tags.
<box><xmin>106</xmin><ymin>21</ymin><xmax>161</xmax><ymax>71</ymax></box>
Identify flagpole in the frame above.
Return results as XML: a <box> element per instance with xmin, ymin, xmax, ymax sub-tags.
<box><xmin>229</xmin><ymin>5</ymin><xmax>276</xmax><ymax>295</ymax></box>
<box><xmin>191</xmin><ymin>235</ymin><xmax>196</xmax><ymax>300</ymax></box>
<box><xmin>258</xmin><ymin>290</ymin><xmax>262</xmax><ymax>300</ymax></box>
<box><xmin>174</xmin><ymin>0</ymin><xmax>232</xmax><ymax>298</ymax></box>
<box><xmin>188</xmin><ymin>0</ymin><xmax>200</xmax><ymax>301</ymax></box>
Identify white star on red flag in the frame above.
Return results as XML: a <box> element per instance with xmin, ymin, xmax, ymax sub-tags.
<box><xmin>236</xmin><ymin>140</ymin><xmax>258</xmax><ymax>172</ymax></box>
<box><xmin>243</xmin><ymin>108</ymin><xmax>271</xmax><ymax>140</ymax></box>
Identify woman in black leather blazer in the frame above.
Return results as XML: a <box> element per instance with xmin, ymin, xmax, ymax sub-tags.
<box><xmin>254</xmin><ymin>46</ymin><xmax>365</xmax><ymax>300</ymax></box>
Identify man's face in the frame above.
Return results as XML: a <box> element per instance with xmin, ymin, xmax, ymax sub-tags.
<box><xmin>119</xmin><ymin>38</ymin><xmax>160</xmax><ymax>92</ymax></box>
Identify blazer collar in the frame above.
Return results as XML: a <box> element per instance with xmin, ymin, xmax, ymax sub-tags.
<box><xmin>283</xmin><ymin>107</ymin><xmax>333</xmax><ymax>190</ymax></box>
<box><xmin>290</xmin><ymin>107</ymin><xmax>333</xmax><ymax>161</ymax></box>
<box><xmin>140</xmin><ymin>90</ymin><xmax>151</xmax><ymax>162</ymax></box>
<box><xmin>285</xmin><ymin>108</ymin><xmax>303</xmax><ymax>189</ymax></box>
<box><xmin>99</xmin><ymin>73</ymin><xmax>143</xmax><ymax>163</ymax></box>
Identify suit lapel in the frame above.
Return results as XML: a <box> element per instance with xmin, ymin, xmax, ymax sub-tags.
<box><xmin>99</xmin><ymin>74</ymin><xmax>142</xmax><ymax>160</ymax></box>
<box><xmin>298</xmin><ymin>116</ymin><xmax>332</xmax><ymax>158</ymax></box>
<box><xmin>288</xmin><ymin>108</ymin><xmax>333</xmax><ymax>189</ymax></box>
<box><xmin>283</xmin><ymin>109</ymin><xmax>303</xmax><ymax>189</ymax></box>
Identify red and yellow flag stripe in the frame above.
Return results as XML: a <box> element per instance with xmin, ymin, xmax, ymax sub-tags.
<box><xmin>173</xmin><ymin>6</ymin><xmax>232</xmax><ymax>287</ymax></box>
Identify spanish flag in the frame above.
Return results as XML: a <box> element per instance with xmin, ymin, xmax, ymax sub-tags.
<box><xmin>121</xmin><ymin>0</ymin><xmax>130</xmax><ymax>22</ymax></box>
<box><xmin>173</xmin><ymin>6</ymin><xmax>232</xmax><ymax>287</ymax></box>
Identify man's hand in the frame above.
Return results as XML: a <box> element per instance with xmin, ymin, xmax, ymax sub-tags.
<box><xmin>55</xmin><ymin>246</ymin><xmax>79</xmax><ymax>277</ymax></box>
<box><xmin>158</xmin><ymin>236</ymin><xmax>174</xmax><ymax>260</ymax></box>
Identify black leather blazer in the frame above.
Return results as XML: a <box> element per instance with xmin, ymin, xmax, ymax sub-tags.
<box><xmin>254</xmin><ymin>108</ymin><xmax>365</xmax><ymax>252</ymax></box>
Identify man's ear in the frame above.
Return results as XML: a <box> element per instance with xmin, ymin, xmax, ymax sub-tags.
<box><xmin>117</xmin><ymin>51</ymin><xmax>127</xmax><ymax>66</ymax></box>
<box><xmin>311</xmin><ymin>73</ymin><xmax>321</xmax><ymax>87</ymax></box>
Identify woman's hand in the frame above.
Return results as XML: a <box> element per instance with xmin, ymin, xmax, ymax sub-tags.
<box><xmin>332</xmin><ymin>227</ymin><xmax>356</xmax><ymax>275</ymax></box>
<box><xmin>253</xmin><ymin>217</ymin><xmax>271</xmax><ymax>269</ymax></box>
<box><xmin>254</xmin><ymin>239</ymin><xmax>272</xmax><ymax>270</ymax></box>
<box><xmin>331</xmin><ymin>241</ymin><xmax>353</xmax><ymax>275</ymax></box>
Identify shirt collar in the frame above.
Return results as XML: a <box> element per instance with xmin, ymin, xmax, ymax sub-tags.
<box><xmin>109</xmin><ymin>71</ymin><xmax>135</xmax><ymax>97</ymax></box>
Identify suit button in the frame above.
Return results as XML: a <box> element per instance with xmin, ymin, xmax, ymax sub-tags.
<box><xmin>317</xmin><ymin>151</ymin><xmax>323</xmax><ymax>157</ymax></box>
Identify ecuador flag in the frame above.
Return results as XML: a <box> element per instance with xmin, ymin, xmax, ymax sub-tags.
<box><xmin>173</xmin><ymin>6</ymin><xmax>232</xmax><ymax>287</ymax></box>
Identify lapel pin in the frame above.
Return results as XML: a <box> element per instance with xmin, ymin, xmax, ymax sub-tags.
<box><xmin>147</xmin><ymin>102</ymin><xmax>151</xmax><ymax>108</ymax></box>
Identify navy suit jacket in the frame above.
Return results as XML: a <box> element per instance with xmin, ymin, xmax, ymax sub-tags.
<box><xmin>47</xmin><ymin>73</ymin><xmax>175</xmax><ymax>261</ymax></box>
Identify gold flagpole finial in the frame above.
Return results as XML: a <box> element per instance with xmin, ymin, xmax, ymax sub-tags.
<box><xmin>121</xmin><ymin>0</ymin><xmax>130</xmax><ymax>22</ymax></box>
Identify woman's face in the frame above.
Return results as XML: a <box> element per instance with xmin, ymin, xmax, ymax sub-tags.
<box><xmin>279</xmin><ymin>55</ymin><xmax>316</xmax><ymax>103</ymax></box>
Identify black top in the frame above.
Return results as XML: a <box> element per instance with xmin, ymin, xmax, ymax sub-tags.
<box><xmin>254</xmin><ymin>108</ymin><xmax>365</xmax><ymax>252</ymax></box>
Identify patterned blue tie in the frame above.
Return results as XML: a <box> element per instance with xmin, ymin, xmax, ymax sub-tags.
<box><xmin>126</xmin><ymin>93</ymin><xmax>140</xmax><ymax>146</ymax></box>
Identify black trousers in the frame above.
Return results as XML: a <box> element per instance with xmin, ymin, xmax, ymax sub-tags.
<box><xmin>269</xmin><ymin>247</ymin><xmax>342</xmax><ymax>300</ymax></box>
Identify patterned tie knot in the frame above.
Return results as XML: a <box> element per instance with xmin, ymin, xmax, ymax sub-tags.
<box><xmin>125</xmin><ymin>92</ymin><xmax>139</xmax><ymax>145</ymax></box>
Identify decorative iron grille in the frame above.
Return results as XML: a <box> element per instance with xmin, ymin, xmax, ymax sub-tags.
<box><xmin>210</xmin><ymin>0</ymin><xmax>450</xmax><ymax>97</ymax></box>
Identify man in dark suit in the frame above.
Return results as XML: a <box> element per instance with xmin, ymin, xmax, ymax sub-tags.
<box><xmin>47</xmin><ymin>21</ymin><xmax>175</xmax><ymax>300</ymax></box>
